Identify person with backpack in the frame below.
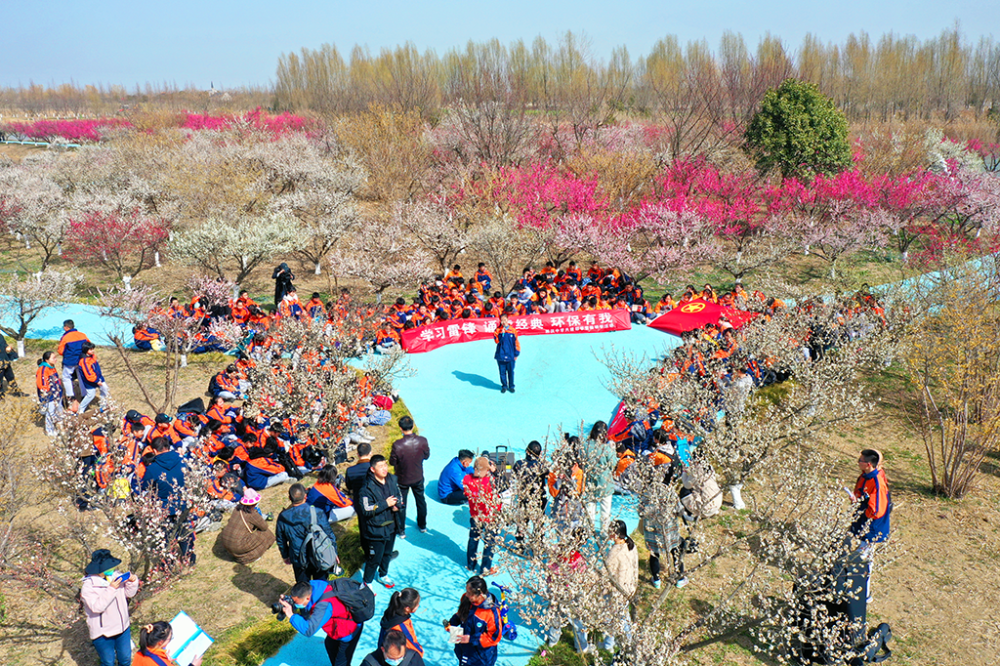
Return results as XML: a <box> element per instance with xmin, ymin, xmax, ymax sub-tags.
<box><xmin>359</xmin><ymin>455</ymin><xmax>403</xmax><ymax>589</ymax></box>
<box><xmin>446</xmin><ymin>576</ymin><xmax>503</xmax><ymax>666</ymax></box>
<box><xmin>276</xmin><ymin>483</ymin><xmax>340</xmax><ymax>583</ymax></box>
<box><xmin>80</xmin><ymin>549</ymin><xmax>139</xmax><ymax>666</ymax></box>
<box><xmin>361</xmin><ymin>629</ymin><xmax>425</xmax><ymax>666</ymax></box>
<box><xmin>133</xmin><ymin>620</ymin><xmax>203</xmax><ymax>666</ymax></box>
<box><xmin>278</xmin><ymin>579</ymin><xmax>371</xmax><ymax>666</ymax></box>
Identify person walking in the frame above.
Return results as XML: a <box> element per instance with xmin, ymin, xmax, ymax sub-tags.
<box><xmin>389</xmin><ymin>416</ymin><xmax>430</xmax><ymax>537</ymax></box>
<box><xmin>492</xmin><ymin>313</ymin><xmax>520</xmax><ymax>394</ymax></box>
<box><xmin>77</xmin><ymin>341</ymin><xmax>110</xmax><ymax>412</ymax></box>
<box><xmin>80</xmin><ymin>549</ymin><xmax>139</xmax><ymax>666</ymax></box>
<box><xmin>360</xmin><ymin>455</ymin><xmax>403</xmax><ymax>588</ymax></box>
<box><xmin>849</xmin><ymin>448</ymin><xmax>892</xmax><ymax>602</ymax></box>
<box><xmin>219</xmin><ymin>489</ymin><xmax>275</xmax><ymax>565</ymax></box>
<box><xmin>463</xmin><ymin>456</ymin><xmax>500</xmax><ymax>576</ymax></box>
<box><xmin>276</xmin><ymin>483</ymin><xmax>340</xmax><ymax>583</ymax></box>
<box><xmin>56</xmin><ymin>319</ymin><xmax>90</xmax><ymax>403</ymax></box>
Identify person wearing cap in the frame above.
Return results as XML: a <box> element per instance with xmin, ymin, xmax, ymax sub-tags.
<box><xmin>80</xmin><ymin>549</ymin><xmax>139</xmax><ymax>666</ymax></box>
<box><xmin>219</xmin><ymin>488</ymin><xmax>275</xmax><ymax>565</ymax></box>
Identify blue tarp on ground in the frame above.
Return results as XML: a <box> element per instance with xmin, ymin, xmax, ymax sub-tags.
<box><xmin>263</xmin><ymin>326</ymin><xmax>678</xmax><ymax>666</ymax></box>
<box><xmin>0</xmin><ymin>299</ymin><xmax>118</xmax><ymax>346</ymax></box>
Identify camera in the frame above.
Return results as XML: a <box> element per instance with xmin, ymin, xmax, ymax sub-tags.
<box><xmin>270</xmin><ymin>594</ymin><xmax>292</xmax><ymax>621</ymax></box>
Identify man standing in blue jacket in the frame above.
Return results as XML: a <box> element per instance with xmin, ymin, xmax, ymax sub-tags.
<box><xmin>140</xmin><ymin>438</ymin><xmax>196</xmax><ymax>564</ymax></box>
<box><xmin>493</xmin><ymin>313</ymin><xmax>520</xmax><ymax>394</ymax></box>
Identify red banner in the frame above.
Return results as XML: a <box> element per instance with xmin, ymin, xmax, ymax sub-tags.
<box><xmin>401</xmin><ymin>309</ymin><xmax>632</xmax><ymax>354</ymax></box>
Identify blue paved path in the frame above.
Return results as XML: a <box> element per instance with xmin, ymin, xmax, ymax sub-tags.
<box><xmin>264</xmin><ymin>326</ymin><xmax>678</xmax><ymax>666</ymax></box>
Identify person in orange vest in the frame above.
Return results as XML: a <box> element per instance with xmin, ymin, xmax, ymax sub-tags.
<box><xmin>378</xmin><ymin>588</ymin><xmax>424</xmax><ymax>658</ymax></box>
<box><xmin>447</xmin><ymin>576</ymin><xmax>504</xmax><ymax>666</ymax></box>
<box><xmin>493</xmin><ymin>313</ymin><xmax>520</xmax><ymax>394</ymax></box>
<box><xmin>133</xmin><ymin>620</ymin><xmax>203</xmax><ymax>666</ymax></box>
<box><xmin>76</xmin><ymin>342</ymin><xmax>110</xmax><ymax>412</ymax></box>
<box><xmin>133</xmin><ymin>324</ymin><xmax>162</xmax><ymax>352</ymax></box>
<box><xmin>305</xmin><ymin>292</ymin><xmax>327</xmax><ymax>320</ymax></box>
<box><xmin>36</xmin><ymin>351</ymin><xmax>63</xmax><ymax>436</ymax></box>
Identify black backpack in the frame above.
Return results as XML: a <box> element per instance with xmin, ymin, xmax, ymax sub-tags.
<box><xmin>320</xmin><ymin>578</ymin><xmax>376</xmax><ymax>624</ymax></box>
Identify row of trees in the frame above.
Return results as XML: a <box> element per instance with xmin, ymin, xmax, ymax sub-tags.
<box><xmin>274</xmin><ymin>28</ymin><xmax>1000</xmax><ymax>123</ymax></box>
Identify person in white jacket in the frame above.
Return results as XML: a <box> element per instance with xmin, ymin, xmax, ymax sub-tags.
<box><xmin>603</xmin><ymin>520</ymin><xmax>639</xmax><ymax>651</ymax></box>
<box><xmin>80</xmin><ymin>549</ymin><xmax>139</xmax><ymax>666</ymax></box>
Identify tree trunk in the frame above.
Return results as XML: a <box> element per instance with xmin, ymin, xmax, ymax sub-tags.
<box><xmin>180</xmin><ymin>354</ymin><xmax>188</xmax><ymax>368</ymax></box>
<box><xmin>729</xmin><ymin>484</ymin><xmax>746</xmax><ymax>510</ymax></box>
<box><xmin>122</xmin><ymin>275</ymin><xmax>132</xmax><ymax>291</ymax></box>
<box><xmin>154</xmin><ymin>251</ymin><xmax>161</xmax><ymax>267</ymax></box>
<box><xmin>314</xmin><ymin>261</ymin><xmax>322</xmax><ymax>275</ymax></box>
<box><xmin>16</xmin><ymin>339</ymin><xmax>25</xmax><ymax>358</ymax></box>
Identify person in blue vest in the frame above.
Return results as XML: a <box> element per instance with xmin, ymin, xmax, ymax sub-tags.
<box><xmin>493</xmin><ymin>313</ymin><xmax>520</xmax><ymax>394</ymax></box>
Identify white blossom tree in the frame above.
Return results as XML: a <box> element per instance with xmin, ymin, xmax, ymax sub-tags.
<box><xmin>329</xmin><ymin>216</ymin><xmax>433</xmax><ymax>303</ymax></box>
<box><xmin>169</xmin><ymin>213</ymin><xmax>302</xmax><ymax>284</ymax></box>
<box><xmin>0</xmin><ymin>269</ymin><xmax>81</xmax><ymax>357</ymax></box>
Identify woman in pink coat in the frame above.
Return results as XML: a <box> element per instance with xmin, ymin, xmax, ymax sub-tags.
<box><xmin>80</xmin><ymin>549</ymin><xmax>140</xmax><ymax>666</ymax></box>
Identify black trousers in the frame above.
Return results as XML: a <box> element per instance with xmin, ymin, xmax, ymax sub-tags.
<box><xmin>324</xmin><ymin>624</ymin><xmax>363</xmax><ymax>666</ymax></box>
<box><xmin>292</xmin><ymin>562</ymin><xmax>329</xmax><ymax>584</ymax></box>
<box><xmin>363</xmin><ymin>535</ymin><xmax>396</xmax><ymax>584</ymax></box>
<box><xmin>440</xmin><ymin>489</ymin><xmax>468</xmax><ymax>505</ymax></box>
<box><xmin>399</xmin><ymin>479</ymin><xmax>427</xmax><ymax>531</ymax></box>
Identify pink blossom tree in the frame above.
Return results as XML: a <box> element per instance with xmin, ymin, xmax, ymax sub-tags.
<box><xmin>62</xmin><ymin>209</ymin><xmax>171</xmax><ymax>281</ymax></box>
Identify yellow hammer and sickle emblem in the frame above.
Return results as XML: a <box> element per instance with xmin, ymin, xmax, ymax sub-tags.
<box><xmin>680</xmin><ymin>303</ymin><xmax>706</xmax><ymax>313</ymax></box>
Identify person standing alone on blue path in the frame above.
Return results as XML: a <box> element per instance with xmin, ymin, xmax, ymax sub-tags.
<box><xmin>493</xmin><ymin>313</ymin><xmax>520</xmax><ymax>394</ymax></box>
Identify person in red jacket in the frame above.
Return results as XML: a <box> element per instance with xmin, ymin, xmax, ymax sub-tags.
<box><xmin>279</xmin><ymin>579</ymin><xmax>364</xmax><ymax>666</ymax></box>
<box><xmin>463</xmin><ymin>456</ymin><xmax>500</xmax><ymax>576</ymax></box>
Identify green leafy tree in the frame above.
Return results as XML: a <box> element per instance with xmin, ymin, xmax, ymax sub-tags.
<box><xmin>744</xmin><ymin>79</ymin><xmax>851</xmax><ymax>180</ymax></box>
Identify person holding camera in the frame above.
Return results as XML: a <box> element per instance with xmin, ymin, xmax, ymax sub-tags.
<box><xmin>278</xmin><ymin>580</ymin><xmax>364</xmax><ymax>666</ymax></box>
<box><xmin>81</xmin><ymin>549</ymin><xmax>139</xmax><ymax>666</ymax></box>
<box><xmin>359</xmin><ymin>455</ymin><xmax>403</xmax><ymax>588</ymax></box>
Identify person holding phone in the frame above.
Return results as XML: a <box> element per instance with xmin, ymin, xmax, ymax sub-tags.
<box><xmin>80</xmin><ymin>549</ymin><xmax>140</xmax><ymax>666</ymax></box>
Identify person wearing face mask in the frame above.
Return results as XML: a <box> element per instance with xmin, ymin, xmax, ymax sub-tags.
<box><xmin>278</xmin><ymin>580</ymin><xmax>364</xmax><ymax>666</ymax></box>
<box><xmin>81</xmin><ymin>549</ymin><xmax>140</xmax><ymax>666</ymax></box>
<box><xmin>361</xmin><ymin>629</ymin><xmax>425</xmax><ymax>666</ymax></box>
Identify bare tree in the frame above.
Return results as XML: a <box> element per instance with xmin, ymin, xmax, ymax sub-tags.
<box><xmin>0</xmin><ymin>269</ymin><xmax>82</xmax><ymax>357</ymax></box>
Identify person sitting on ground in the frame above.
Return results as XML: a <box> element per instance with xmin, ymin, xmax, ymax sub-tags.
<box><xmin>218</xmin><ymin>488</ymin><xmax>275</xmax><ymax>565</ymax></box>
<box><xmin>209</xmin><ymin>364</ymin><xmax>241</xmax><ymax>400</ymax></box>
<box><xmin>438</xmin><ymin>449</ymin><xmax>475</xmax><ymax>505</ymax></box>
<box><xmin>679</xmin><ymin>457</ymin><xmax>722</xmax><ymax>522</ymax></box>
<box><xmin>307</xmin><ymin>464</ymin><xmax>357</xmax><ymax>523</ymax></box>
<box><xmin>243</xmin><ymin>436</ymin><xmax>292</xmax><ymax>490</ymax></box>
<box><xmin>132</xmin><ymin>323</ymin><xmax>162</xmax><ymax>352</ymax></box>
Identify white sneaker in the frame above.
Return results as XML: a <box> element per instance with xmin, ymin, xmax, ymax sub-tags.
<box><xmin>675</xmin><ymin>577</ymin><xmax>689</xmax><ymax>589</ymax></box>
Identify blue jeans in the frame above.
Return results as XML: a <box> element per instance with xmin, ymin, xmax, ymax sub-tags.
<box><xmin>467</xmin><ymin>520</ymin><xmax>495</xmax><ymax>572</ymax></box>
<box><xmin>497</xmin><ymin>360</ymin><xmax>515</xmax><ymax>391</ymax></box>
<box><xmin>93</xmin><ymin>630</ymin><xmax>132</xmax><ymax>666</ymax></box>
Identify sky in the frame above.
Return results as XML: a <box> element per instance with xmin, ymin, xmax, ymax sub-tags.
<box><xmin>1</xmin><ymin>0</ymin><xmax>996</xmax><ymax>89</ymax></box>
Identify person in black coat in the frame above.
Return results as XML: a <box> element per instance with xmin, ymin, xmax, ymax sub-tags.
<box><xmin>360</xmin><ymin>629</ymin><xmax>425</xmax><ymax>666</ymax></box>
<box><xmin>0</xmin><ymin>334</ymin><xmax>25</xmax><ymax>397</ymax></box>
<box><xmin>359</xmin><ymin>455</ymin><xmax>403</xmax><ymax>588</ymax></box>
<box><xmin>273</xmin><ymin>262</ymin><xmax>296</xmax><ymax>307</ymax></box>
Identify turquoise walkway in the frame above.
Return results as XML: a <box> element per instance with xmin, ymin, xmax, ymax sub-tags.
<box><xmin>263</xmin><ymin>325</ymin><xmax>679</xmax><ymax>666</ymax></box>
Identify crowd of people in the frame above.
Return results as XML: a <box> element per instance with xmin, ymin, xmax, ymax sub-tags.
<box><xmin>7</xmin><ymin>262</ymin><xmax>895</xmax><ymax>666</ymax></box>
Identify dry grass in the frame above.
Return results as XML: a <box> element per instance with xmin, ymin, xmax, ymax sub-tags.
<box><xmin>0</xmin><ymin>339</ymin><xmax>412</xmax><ymax>666</ymax></box>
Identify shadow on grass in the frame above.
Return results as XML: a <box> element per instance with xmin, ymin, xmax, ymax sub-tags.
<box><xmin>231</xmin><ymin>564</ymin><xmax>291</xmax><ymax>605</ymax></box>
<box><xmin>203</xmin><ymin>617</ymin><xmax>297</xmax><ymax>666</ymax></box>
